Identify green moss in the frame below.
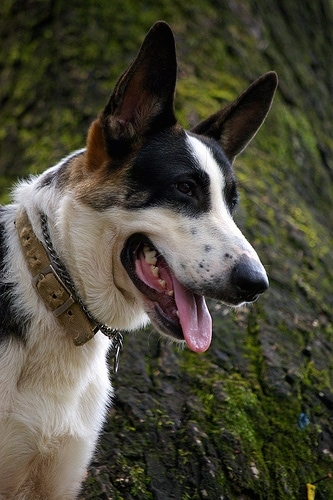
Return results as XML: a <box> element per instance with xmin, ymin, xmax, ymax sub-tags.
<box><xmin>178</xmin><ymin>314</ymin><xmax>333</xmax><ymax>499</ymax></box>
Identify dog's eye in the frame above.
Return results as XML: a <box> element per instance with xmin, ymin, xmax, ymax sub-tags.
<box><xmin>175</xmin><ymin>182</ymin><xmax>193</xmax><ymax>196</ymax></box>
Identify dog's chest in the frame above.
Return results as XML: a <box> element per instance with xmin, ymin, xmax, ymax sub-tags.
<box><xmin>1</xmin><ymin>330</ymin><xmax>111</xmax><ymax>435</ymax></box>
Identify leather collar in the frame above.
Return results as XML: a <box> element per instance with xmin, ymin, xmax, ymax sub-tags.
<box><xmin>16</xmin><ymin>208</ymin><xmax>98</xmax><ymax>346</ymax></box>
<box><xmin>15</xmin><ymin>209</ymin><xmax>123</xmax><ymax>371</ymax></box>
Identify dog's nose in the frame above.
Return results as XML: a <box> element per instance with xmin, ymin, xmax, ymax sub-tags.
<box><xmin>231</xmin><ymin>256</ymin><xmax>269</xmax><ymax>302</ymax></box>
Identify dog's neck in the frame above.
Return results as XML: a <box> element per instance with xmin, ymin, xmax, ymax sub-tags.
<box><xmin>15</xmin><ymin>209</ymin><xmax>123</xmax><ymax>370</ymax></box>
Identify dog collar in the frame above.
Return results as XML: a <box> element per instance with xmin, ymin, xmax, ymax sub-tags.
<box><xmin>15</xmin><ymin>209</ymin><xmax>123</xmax><ymax>371</ymax></box>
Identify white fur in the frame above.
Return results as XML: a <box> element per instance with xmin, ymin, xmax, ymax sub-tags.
<box><xmin>0</xmin><ymin>153</ymin><xmax>189</xmax><ymax>499</ymax></box>
<box><xmin>0</xmin><ymin>166</ymin><xmax>113</xmax><ymax>499</ymax></box>
<box><xmin>0</xmin><ymin>134</ymin><xmax>267</xmax><ymax>498</ymax></box>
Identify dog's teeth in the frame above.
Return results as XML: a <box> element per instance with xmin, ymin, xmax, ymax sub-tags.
<box><xmin>143</xmin><ymin>246</ymin><xmax>157</xmax><ymax>265</ymax></box>
<box><xmin>167</xmin><ymin>290</ymin><xmax>174</xmax><ymax>297</ymax></box>
<box><xmin>176</xmin><ymin>310</ymin><xmax>180</xmax><ymax>318</ymax></box>
<box><xmin>151</xmin><ymin>265</ymin><xmax>159</xmax><ymax>277</ymax></box>
<box><xmin>158</xmin><ymin>279</ymin><xmax>166</xmax><ymax>289</ymax></box>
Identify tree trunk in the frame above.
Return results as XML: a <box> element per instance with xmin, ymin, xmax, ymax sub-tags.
<box><xmin>0</xmin><ymin>1</ymin><xmax>333</xmax><ymax>498</ymax></box>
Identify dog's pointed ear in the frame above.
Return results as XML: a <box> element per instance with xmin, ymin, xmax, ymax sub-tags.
<box><xmin>99</xmin><ymin>21</ymin><xmax>177</xmax><ymax>158</ymax></box>
<box><xmin>191</xmin><ymin>71</ymin><xmax>278</xmax><ymax>163</ymax></box>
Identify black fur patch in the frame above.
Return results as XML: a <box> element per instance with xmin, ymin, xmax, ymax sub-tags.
<box><xmin>125</xmin><ymin>128</ymin><xmax>210</xmax><ymax>214</ymax></box>
<box><xmin>0</xmin><ymin>209</ymin><xmax>28</xmax><ymax>343</ymax></box>
<box><xmin>125</xmin><ymin>128</ymin><xmax>238</xmax><ymax>216</ymax></box>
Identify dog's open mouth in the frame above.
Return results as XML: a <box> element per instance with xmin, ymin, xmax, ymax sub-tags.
<box><xmin>121</xmin><ymin>234</ymin><xmax>212</xmax><ymax>353</ymax></box>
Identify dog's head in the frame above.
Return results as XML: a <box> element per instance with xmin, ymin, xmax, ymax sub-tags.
<box><xmin>61</xmin><ymin>22</ymin><xmax>277</xmax><ymax>352</ymax></box>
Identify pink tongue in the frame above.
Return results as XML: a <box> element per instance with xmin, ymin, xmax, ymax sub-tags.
<box><xmin>172</xmin><ymin>276</ymin><xmax>212</xmax><ymax>353</ymax></box>
<box><xmin>135</xmin><ymin>252</ymin><xmax>212</xmax><ymax>352</ymax></box>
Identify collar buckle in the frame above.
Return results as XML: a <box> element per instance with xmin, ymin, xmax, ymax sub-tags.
<box><xmin>32</xmin><ymin>263</ymin><xmax>76</xmax><ymax>317</ymax></box>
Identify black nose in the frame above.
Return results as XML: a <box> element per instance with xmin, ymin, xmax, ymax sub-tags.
<box><xmin>231</xmin><ymin>256</ymin><xmax>269</xmax><ymax>302</ymax></box>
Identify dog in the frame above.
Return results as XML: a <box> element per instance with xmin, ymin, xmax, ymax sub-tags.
<box><xmin>0</xmin><ymin>21</ymin><xmax>277</xmax><ymax>499</ymax></box>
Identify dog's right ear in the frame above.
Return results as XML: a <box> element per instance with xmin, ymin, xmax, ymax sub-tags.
<box><xmin>191</xmin><ymin>72</ymin><xmax>278</xmax><ymax>164</ymax></box>
<box><xmin>86</xmin><ymin>22</ymin><xmax>177</xmax><ymax>167</ymax></box>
